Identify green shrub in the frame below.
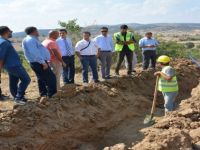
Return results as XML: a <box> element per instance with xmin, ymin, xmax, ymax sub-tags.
<box><xmin>185</xmin><ymin>42</ymin><xmax>195</xmax><ymax>49</ymax></box>
<box><xmin>18</xmin><ymin>51</ymin><xmax>31</xmax><ymax>71</ymax></box>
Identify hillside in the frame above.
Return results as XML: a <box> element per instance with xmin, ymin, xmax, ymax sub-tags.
<box><xmin>13</xmin><ymin>23</ymin><xmax>200</xmax><ymax>38</ymax></box>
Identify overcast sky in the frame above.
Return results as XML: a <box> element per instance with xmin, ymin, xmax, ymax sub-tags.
<box><xmin>0</xmin><ymin>0</ymin><xmax>200</xmax><ymax>32</ymax></box>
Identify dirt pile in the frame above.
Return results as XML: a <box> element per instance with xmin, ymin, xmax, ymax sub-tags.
<box><xmin>0</xmin><ymin>59</ymin><xmax>199</xmax><ymax>150</ymax></box>
<box><xmin>132</xmin><ymin>82</ymin><xmax>200</xmax><ymax>150</ymax></box>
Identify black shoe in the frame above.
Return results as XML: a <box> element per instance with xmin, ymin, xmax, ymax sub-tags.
<box><xmin>0</xmin><ymin>94</ymin><xmax>10</xmax><ymax>101</ymax></box>
<box><xmin>132</xmin><ymin>70</ymin><xmax>136</xmax><ymax>73</ymax></box>
<box><xmin>105</xmin><ymin>76</ymin><xmax>111</xmax><ymax>79</ymax></box>
<box><xmin>94</xmin><ymin>80</ymin><xmax>100</xmax><ymax>83</ymax></box>
<box><xmin>15</xmin><ymin>97</ymin><xmax>28</xmax><ymax>102</ymax></box>
<box><xmin>127</xmin><ymin>72</ymin><xmax>134</xmax><ymax>76</ymax></box>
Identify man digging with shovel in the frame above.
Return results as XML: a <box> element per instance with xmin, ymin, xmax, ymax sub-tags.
<box><xmin>144</xmin><ymin>55</ymin><xmax>179</xmax><ymax>125</ymax></box>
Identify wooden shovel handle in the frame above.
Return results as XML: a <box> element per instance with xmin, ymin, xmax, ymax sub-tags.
<box><xmin>150</xmin><ymin>76</ymin><xmax>159</xmax><ymax>116</ymax></box>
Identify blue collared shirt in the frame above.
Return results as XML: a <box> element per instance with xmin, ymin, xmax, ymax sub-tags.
<box><xmin>0</xmin><ymin>38</ymin><xmax>21</xmax><ymax>69</ymax></box>
<box><xmin>139</xmin><ymin>37</ymin><xmax>159</xmax><ymax>51</ymax></box>
<box><xmin>22</xmin><ymin>35</ymin><xmax>50</xmax><ymax>64</ymax></box>
<box><xmin>56</xmin><ymin>37</ymin><xmax>74</xmax><ymax>56</ymax></box>
<box><xmin>94</xmin><ymin>35</ymin><xmax>114</xmax><ymax>52</ymax></box>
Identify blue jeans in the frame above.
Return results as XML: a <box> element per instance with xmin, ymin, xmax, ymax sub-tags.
<box><xmin>62</xmin><ymin>56</ymin><xmax>75</xmax><ymax>84</ymax></box>
<box><xmin>80</xmin><ymin>55</ymin><xmax>98</xmax><ymax>83</ymax></box>
<box><xmin>162</xmin><ymin>92</ymin><xmax>178</xmax><ymax>112</ymax></box>
<box><xmin>30</xmin><ymin>62</ymin><xmax>57</xmax><ymax>98</ymax></box>
<box><xmin>6</xmin><ymin>66</ymin><xmax>31</xmax><ymax>99</ymax></box>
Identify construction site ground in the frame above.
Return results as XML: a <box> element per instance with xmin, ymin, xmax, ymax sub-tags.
<box><xmin>0</xmin><ymin>59</ymin><xmax>200</xmax><ymax>150</ymax></box>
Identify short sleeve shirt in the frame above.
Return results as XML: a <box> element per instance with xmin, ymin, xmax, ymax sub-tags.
<box><xmin>161</xmin><ymin>66</ymin><xmax>175</xmax><ymax>77</ymax></box>
<box><xmin>75</xmin><ymin>39</ymin><xmax>99</xmax><ymax>55</ymax></box>
<box><xmin>42</xmin><ymin>39</ymin><xmax>61</xmax><ymax>63</ymax></box>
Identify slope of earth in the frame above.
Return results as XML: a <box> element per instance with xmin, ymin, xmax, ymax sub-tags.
<box><xmin>0</xmin><ymin>60</ymin><xmax>199</xmax><ymax>150</ymax></box>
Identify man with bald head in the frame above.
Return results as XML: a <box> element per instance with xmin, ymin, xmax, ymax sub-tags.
<box><xmin>42</xmin><ymin>30</ymin><xmax>66</xmax><ymax>90</ymax></box>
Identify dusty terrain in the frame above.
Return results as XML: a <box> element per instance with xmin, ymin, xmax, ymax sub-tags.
<box><xmin>0</xmin><ymin>60</ymin><xmax>199</xmax><ymax>150</ymax></box>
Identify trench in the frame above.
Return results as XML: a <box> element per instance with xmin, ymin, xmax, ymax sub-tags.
<box><xmin>94</xmin><ymin>71</ymin><xmax>199</xmax><ymax>149</ymax></box>
<box><xmin>0</xmin><ymin>62</ymin><xmax>199</xmax><ymax>150</ymax></box>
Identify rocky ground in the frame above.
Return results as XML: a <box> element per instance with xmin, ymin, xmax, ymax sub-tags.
<box><xmin>0</xmin><ymin>59</ymin><xmax>199</xmax><ymax>150</ymax></box>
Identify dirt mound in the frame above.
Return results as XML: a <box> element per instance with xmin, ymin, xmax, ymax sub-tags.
<box><xmin>0</xmin><ymin>59</ymin><xmax>199</xmax><ymax>150</ymax></box>
<box><xmin>132</xmin><ymin>82</ymin><xmax>200</xmax><ymax>150</ymax></box>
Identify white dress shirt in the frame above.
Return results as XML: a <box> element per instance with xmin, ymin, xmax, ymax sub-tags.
<box><xmin>94</xmin><ymin>35</ymin><xmax>114</xmax><ymax>52</ymax></box>
<box><xmin>75</xmin><ymin>39</ymin><xmax>99</xmax><ymax>56</ymax></box>
<box><xmin>56</xmin><ymin>37</ymin><xmax>74</xmax><ymax>56</ymax></box>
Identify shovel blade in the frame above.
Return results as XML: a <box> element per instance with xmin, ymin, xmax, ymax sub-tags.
<box><xmin>143</xmin><ymin>114</ymin><xmax>155</xmax><ymax>125</ymax></box>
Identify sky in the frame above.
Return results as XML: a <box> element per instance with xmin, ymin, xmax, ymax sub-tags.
<box><xmin>0</xmin><ymin>0</ymin><xmax>200</xmax><ymax>32</ymax></box>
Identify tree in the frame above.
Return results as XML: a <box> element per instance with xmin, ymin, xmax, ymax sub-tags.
<box><xmin>58</xmin><ymin>18</ymin><xmax>82</xmax><ymax>43</ymax></box>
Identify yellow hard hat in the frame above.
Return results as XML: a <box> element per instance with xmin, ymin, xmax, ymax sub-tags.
<box><xmin>157</xmin><ymin>55</ymin><xmax>171</xmax><ymax>63</ymax></box>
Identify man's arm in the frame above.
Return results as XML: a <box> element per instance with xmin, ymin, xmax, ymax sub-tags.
<box><xmin>110</xmin><ymin>37</ymin><xmax>115</xmax><ymax>52</ymax></box>
<box><xmin>22</xmin><ymin>39</ymin><xmax>48</xmax><ymax>70</ymax></box>
<box><xmin>0</xmin><ymin>42</ymin><xmax>8</xmax><ymax>69</ymax></box>
<box><xmin>126</xmin><ymin>34</ymin><xmax>136</xmax><ymax>44</ymax></box>
<box><xmin>51</xmin><ymin>48</ymin><xmax>66</xmax><ymax>67</ymax></box>
<box><xmin>114</xmin><ymin>34</ymin><xmax>124</xmax><ymax>45</ymax></box>
<box><xmin>22</xmin><ymin>39</ymin><xmax>46</xmax><ymax>64</ymax></box>
<box><xmin>0</xmin><ymin>60</ymin><xmax>4</xmax><ymax>69</ymax></box>
<box><xmin>75</xmin><ymin>42</ymin><xmax>81</xmax><ymax>59</ymax></box>
<box><xmin>97</xmin><ymin>48</ymin><xmax>101</xmax><ymax>58</ymax></box>
<box><xmin>76</xmin><ymin>51</ymin><xmax>81</xmax><ymax>59</ymax></box>
<box><xmin>154</xmin><ymin>68</ymin><xmax>175</xmax><ymax>81</ymax></box>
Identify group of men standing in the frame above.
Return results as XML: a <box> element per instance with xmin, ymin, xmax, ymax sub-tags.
<box><xmin>0</xmin><ymin>24</ymin><xmax>159</xmax><ymax>105</ymax></box>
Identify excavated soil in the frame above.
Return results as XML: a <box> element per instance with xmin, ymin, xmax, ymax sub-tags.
<box><xmin>0</xmin><ymin>59</ymin><xmax>199</xmax><ymax>150</ymax></box>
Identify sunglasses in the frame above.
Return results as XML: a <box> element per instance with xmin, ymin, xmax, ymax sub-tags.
<box><xmin>101</xmin><ymin>30</ymin><xmax>108</xmax><ymax>32</ymax></box>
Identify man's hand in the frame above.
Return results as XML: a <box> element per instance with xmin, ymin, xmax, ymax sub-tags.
<box><xmin>97</xmin><ymin>48</ymin><xmax>101</xmax><ymax>58</ymax></box>
<box><xmin>62</xmin><ymin>62</ymin><xmax>67</xmax><ymax>68</ymax></box>
<box><xmin>144</xmin><ymin>45</ymin><xmax>155</xmax><ymax>48</ymax></box>
<box><xmin>154</xmin><ymin>71</ymin><xmax>161</xmax><ymax>76</ymax></box>
<box><xmin>117</xmin><ymin>41</ymin><xmax>124</xmax><ymax>45</ymax></box>
<box><xmin>149</xmin><ymin>45</ymin><xmax>156</xmax><ymax>48</ymax></box>
<box><xmin>97</xmin><ymin>51</ymin><xmax>100</xmax><ymax>58</ymax></box>
<box><xmin>42</xmin><ymin>63</ymin><xmax>48</xmax><ymax>70</ymax></box>
<box><xmin>125</xmin><ymin>41</ymin><xmax>134</xmax><ymax>45</ymax></box>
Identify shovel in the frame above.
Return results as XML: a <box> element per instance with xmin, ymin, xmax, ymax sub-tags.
<box><xmin>143</xmin><ymin>76</ymin><xmax>159</xmax><ymax>125</ymax></box>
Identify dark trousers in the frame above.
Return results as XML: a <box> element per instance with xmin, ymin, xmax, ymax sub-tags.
<box><xmin>6</xmin><ymin>66</ymin><xmax>31</xmax><ymax>99</ymax></box>
<box><xmin>0</xmin><ymin>71</ymin><xmax>2</xmax><ymax>96</ymax></box>
<box><xmin>142</xmin><ymin>50</ymin><xmax>156</xmax><ymax>70</ymax></box>
<box><xmin>80</xmin><ymin>55</ymin><xmax>98</xmax><ymax>83</ymax></box>
<box><xmin>62</xmin><ymin>56</ymin><xmax>75</xmax><ymax>84</ymax></box>
<box><xmin>115</xmin><ymin>49</ymin><xmax>133</xmax><ymax>74</ymax></box>
<box><xmin>30</xmin><ymin>62</ymin><xmax>56</xmax><ymax>98</ymax></box>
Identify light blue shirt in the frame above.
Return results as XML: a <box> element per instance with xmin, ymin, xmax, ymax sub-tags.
<box><xmin>94</xmin><ymin>35</ymin><xmax>114</xmax><ymax>52</ymax></box>
<box><xmin>56</xmin><ymin>37</ymin><xmax>74</xmax><ymax>56</ymax></box>
<box><xmin>22</xmin><ymin>35</ymin><xmax>50</xmax><ymax>64</ymax></box>
<box><xmin>139</xmin><ymin>37</ymin><xmax>159</xmax><ymax>51</ymax></box>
